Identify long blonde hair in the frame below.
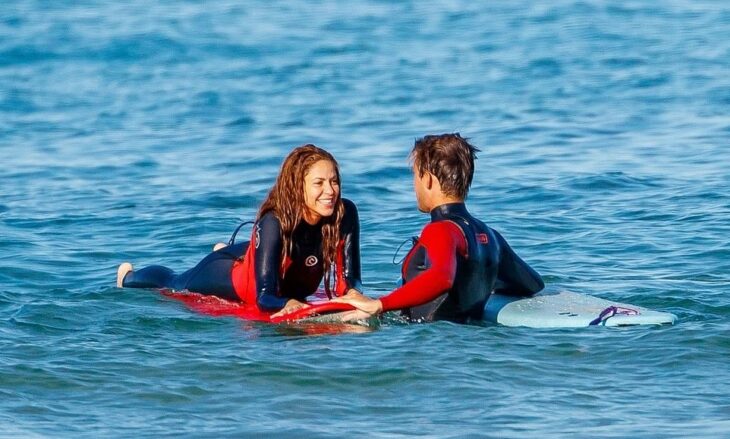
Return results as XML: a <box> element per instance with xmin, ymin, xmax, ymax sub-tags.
<box><xmin>257</xmin><ymin>144</ymin><xmax>345</xmax><ymax>295</ymax></box>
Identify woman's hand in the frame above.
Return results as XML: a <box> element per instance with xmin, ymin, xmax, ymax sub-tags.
<box><xmin>342</xmin><ymin>288</ymin><xmax>365</xmax><ymax>300</ymax></box>
<box><xmin>331</xmin><ymin>294</ymin><xmax>383</xmax><ymax>315</ymax></box>
<box><xmin>271</xmin><ymin>299</ymin><xmax>310</xmax><ymax>318</ymax></box>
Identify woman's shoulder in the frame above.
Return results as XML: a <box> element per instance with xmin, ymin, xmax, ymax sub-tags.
<box><xmin>342</xmin><ymin>198</ymin><xmax>359</xmax><ymax>220</ymax></box>
<box><xmin>255</xmin><ymin>211</ymin><xmax>284</xmax><ymax>246</ymax></box>
<box><xmin>341</xmin><ymin>197</ymin><xmax>358</xmax><ymax>213</ymax></box>
<box><xmin>340</xmin><ymin>198</ymin><xmax>359</xmax><ymax>231</ymax></box>
<box><xmin>258</xmin><ymin>210</ymin><xmax>282</xmax><ymax>229</ymax></box>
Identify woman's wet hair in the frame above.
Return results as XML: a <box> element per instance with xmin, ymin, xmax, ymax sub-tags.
<box><xmin>410</xmin><ymin>133</ymin><xmax>480</xmax><ymax>199</ymax></box>
<box><xmin>258</xmin><ymin>144</ymin><xmax>345</xmax><ymax>295</ymax></box>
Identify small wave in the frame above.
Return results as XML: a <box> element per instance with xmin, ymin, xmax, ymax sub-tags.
<box><xmin>600</xmin><ymin>57</ymin><xmax>647</xmax><ymax>68</ymax></box>
<box><xmin>707</xmin><ymin>86</ymin><xmax>730</xmax><ymax>106</ymax></box>
<box><xmin>182</xmin><ymin>193</ymin><xmax>260</xmax><ymax>209</ymax></box>
<box><xmin>225</xmin><ymin>115</ymin><xmax>255</xmax><ymax>127</ymax></box>
<box><xmin>565</xmin><ymin>171</ymin><xmax>661</xmax><ymax>191</ymax></box>
<box><xmin>630</xmin><ymin>73</ymin><xmax>672</xmax><ymax>89</ymax></box>
<box><xmin>525</xmin><ymin>58</ymin><xmax>563</xmax><ymax>78</ymax></box>
<box><xmin>0</xmin><ymin>46</ymin><xmax>60</xmax><ymax>66</ymax></box>
<box><xmin>0</xmin><ymin>88</ymin><xmax>39</xmax><ymax>113</ymax></box>
<box><xmin>131</xmin><ymin>159</ymin><xmax>159</xmax><ymax>169</ymax></box>
<box><xmin>83</xmin><ymin>34</ymin><xmax>192</xmax><ymax>63</ymax></box>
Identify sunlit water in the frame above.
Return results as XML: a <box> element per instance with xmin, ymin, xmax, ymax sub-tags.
<box><xmin>1</xmin><ymin>1</ymin><xmax>729</xmax><ymax>437</ymax></box>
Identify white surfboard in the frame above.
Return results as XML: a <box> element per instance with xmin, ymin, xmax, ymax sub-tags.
<box><xmin>483</xmin><ymin>288</ymin><xmax>677</xmax><ymax>327</ymax></box>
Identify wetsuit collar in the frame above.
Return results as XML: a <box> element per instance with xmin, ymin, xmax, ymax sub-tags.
<box><xmin>430</xmin><ymin>202</ymin><xmax>469</xmax><ymax>221</ymax></box>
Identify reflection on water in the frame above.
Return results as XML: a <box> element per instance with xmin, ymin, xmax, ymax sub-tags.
<box><xmin>275</xmin><ymin>322</ymin><xmax>376</xmax><ymax>337</ymax></box>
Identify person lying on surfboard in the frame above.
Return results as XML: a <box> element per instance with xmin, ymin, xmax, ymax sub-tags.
<box><xmin>116</xmin><ymin>144</ymin><xmax>363</xmax><ymax>319</ymax></box>
<box><xmin>334</xmin><ymin>133</ymin><xmax>544</xmax><ymax>323</ymax></box>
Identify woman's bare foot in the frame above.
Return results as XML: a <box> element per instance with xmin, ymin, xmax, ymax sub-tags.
<box><xmin>116</xmin><ymin>262</ymin><xmax>133</xmax><ymax>288</ymax></box>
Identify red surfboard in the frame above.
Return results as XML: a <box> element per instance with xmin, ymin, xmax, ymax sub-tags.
<box><xmin>161</xmin><ymin>290</ymin><xmax>356</xmax><ymax>323</ymax></box>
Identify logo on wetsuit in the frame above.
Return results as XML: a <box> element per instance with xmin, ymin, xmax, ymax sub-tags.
<box><xmin>305</xmin><ymin>255</ymin><xmax>318</xmax><ymax>267</ymax></box>
<box><xmin>477</xmin><ymin>233</ymin><xmax>489</xmax><ymax>244</ymax></box>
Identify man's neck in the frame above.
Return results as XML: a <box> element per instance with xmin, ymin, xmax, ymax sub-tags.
<box><xmin>430</xmin><ymin>195</ymin><xmax>464</xmax><ymax>210</ymax></box>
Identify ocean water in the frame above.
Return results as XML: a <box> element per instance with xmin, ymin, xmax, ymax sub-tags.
<box><xmin>1</xmin><ymin>0</ymin><xmax>729</xmax><ymax>437</ymax></box>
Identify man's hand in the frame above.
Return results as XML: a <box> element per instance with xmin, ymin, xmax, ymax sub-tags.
<box><xmin>337</xmin><ymin>309</ymin><xmax>377</xmax><ymax>323</ymax></box>
<box><xmin>271</xmin><ymin>299</ymin><xmax>310</xmax><ymax>318</ymax></box>
<box><xmin>331</xmin><ymin>294</ymin><xmax>383</xmax><ymax>315</ymax></box>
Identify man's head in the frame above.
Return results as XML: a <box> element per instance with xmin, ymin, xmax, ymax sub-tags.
<box><xmin>410</xmin><ymin>133</ymin><xmax>479</xmax><ymax>211</ymax></box>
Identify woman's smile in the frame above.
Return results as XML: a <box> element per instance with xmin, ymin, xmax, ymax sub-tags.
<box><xmin>303</xmin><ymin>159</ymin><xmax>339</xmax><ymax>224</ymax></box>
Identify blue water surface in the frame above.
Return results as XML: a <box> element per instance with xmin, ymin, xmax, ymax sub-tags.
<box><xmin>1</xmin><ymin>1</ymin><xmax>729</xmax><ymax>437</ymax></box>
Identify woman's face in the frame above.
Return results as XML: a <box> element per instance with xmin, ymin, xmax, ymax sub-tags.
<box><xmin>302</xmin><ymin>159</ymin><xmax>339</xmax><ymax>224</ymax></box>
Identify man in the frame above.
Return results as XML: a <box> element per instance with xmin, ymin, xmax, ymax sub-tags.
<box><xmin>334</xmin><ymin>133</ymin><xmax>544</xmax><ymax>323</ymax></box>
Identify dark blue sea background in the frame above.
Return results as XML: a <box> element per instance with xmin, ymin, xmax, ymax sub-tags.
<box><xmin>2</xmin><ymin>1</ymin><xmax>729</xmax><ymax>437</ymax></box>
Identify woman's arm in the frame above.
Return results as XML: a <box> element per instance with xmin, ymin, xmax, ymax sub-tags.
<box><xmin>253</xmin><ymin>213</ymin><xmax>290</xmax><ymax>312</ymax></box>
<box><xmin>340</xmin><ymin>198</ymin><xmax>363</xmax><ymax>293</ymax></box>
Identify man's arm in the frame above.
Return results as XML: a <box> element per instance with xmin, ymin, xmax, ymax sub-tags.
<box><xmin>379</xmin><ymin>221</ymin><xmax>466</xmax><ymax>311</ymax></box>
<box><xmin>493</xmin><ymin>230</ymin><xmax>544</xmax><ymax>296</ymax></box>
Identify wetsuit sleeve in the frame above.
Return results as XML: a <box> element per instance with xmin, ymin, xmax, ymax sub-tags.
<box><xmin>379</xmin><ymin>221</ymin><xmax>467</xmax><ymax>312</ymax></box>
<box><xmin>254</xmin><ymin>213</ymin><xmax>289</xmax><ymax>312</ymax></box>
<box><xmin>341</xmin><ymin>199</ymin><xmax>363</xmax><ymax>292</ymax></box>
<box><xmin>493</xmin><ymin>230</ymin><xmax>544</xmax><ymax>296</ymax></box>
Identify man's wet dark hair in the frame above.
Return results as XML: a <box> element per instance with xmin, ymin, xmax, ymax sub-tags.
<box><xmin>410</xmin><ymin>133</ymin><xmax>480</xmax><ymax>199</ymax></box>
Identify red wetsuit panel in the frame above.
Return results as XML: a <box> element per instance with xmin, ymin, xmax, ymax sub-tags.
<box><xmin>334</xmin><ymin>239</ymin><xmax>348</xmax><ymax>297</ymax></box>
<box><xmin>379</xmin><ymin>221</ymin><xmax>467</xmax><ymax>312</ymax></box>
<box><xmin>231</xmin><ymin>243</ymin><xmax>255</xmax><ymax>303</ymax></box>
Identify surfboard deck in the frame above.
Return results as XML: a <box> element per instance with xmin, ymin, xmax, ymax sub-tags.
<box><xmin>161</xmin><ymin>290</ymin><xmax>356</xmax><ymax>323</ymax></box>
<box><xmin>483</xmin><ymin>288</ymin><xmax>677</xmax><ymax>327</ymax></box>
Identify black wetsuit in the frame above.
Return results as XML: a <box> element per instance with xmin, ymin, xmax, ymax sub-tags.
<box><xmin>380</xmin><ymin>202</ymin><xmax>544</xmax><ymax>323</ymax></box>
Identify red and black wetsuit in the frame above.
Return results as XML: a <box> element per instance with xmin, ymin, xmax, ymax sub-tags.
<box><xmin>122</xmin><ymin>199</ymin><xmax>361</xmax><ymax>313</ymax></box>
<box><xmin>381</xmin><ymin>202</ymin><xmax>543</xmax><ymax>323</ymax></box>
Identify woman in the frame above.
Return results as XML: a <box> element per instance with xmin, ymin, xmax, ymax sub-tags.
<box><xmin>117</xmin><ymin>144</ymin><xmax>362</xmax><ymax>318</ymax></box>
